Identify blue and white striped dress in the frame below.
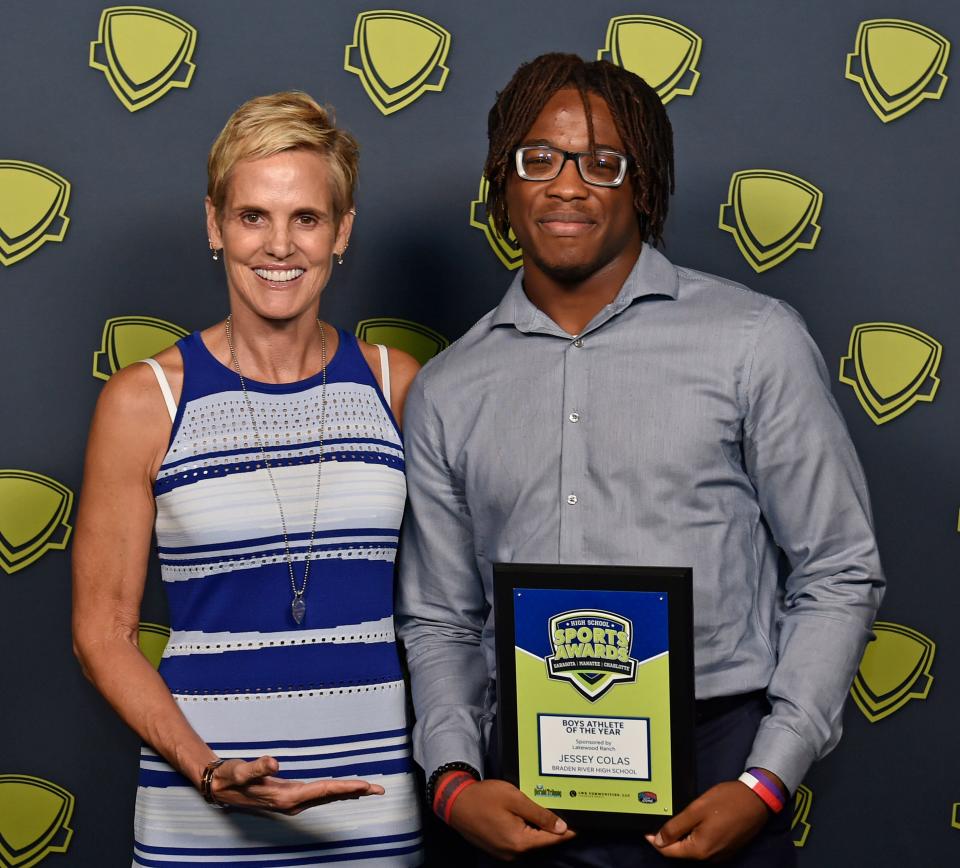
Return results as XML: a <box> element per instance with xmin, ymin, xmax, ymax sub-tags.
<box><xmin>133</xmin><ymin>329</ymin><xmax>422</xmax><ymax>867</ymax></box>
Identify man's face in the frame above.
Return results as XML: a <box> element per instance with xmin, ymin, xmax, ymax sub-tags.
<box><xmin>505</xmin><ymin>88</ymin><xmax>642</xmax><ymax>284</ymax></box>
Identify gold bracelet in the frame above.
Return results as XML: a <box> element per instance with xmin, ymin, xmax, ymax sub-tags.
<box><xmin>200</xmin><ymin>758</ymin><xmax>227</xmax><ymax>807</ymax></box>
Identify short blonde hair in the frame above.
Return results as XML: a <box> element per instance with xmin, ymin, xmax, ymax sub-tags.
<box><xmin>207</xmin><ymin>91</ymin><xmax>359</xmax><ymax>221</ymax></box>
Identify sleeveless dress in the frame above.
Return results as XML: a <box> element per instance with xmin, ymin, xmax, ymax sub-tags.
<box><xmin>132</xmin><ymin>329</ymin><xmax>423</xmax><ymax>867</ymax></box>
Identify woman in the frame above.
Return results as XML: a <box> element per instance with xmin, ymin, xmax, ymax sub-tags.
<box><xmin>72</xmin><ymin>92</ymin><xmax>423</xmax><ymax>866</ymax></box>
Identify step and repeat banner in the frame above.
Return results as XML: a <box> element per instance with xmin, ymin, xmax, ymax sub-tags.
<box><xmin>2</xmin><ymin>1</ymin><xmax>957</xmax><ymax>865</ymax></box>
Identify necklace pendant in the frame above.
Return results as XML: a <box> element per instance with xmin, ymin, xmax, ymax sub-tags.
<box><xmin>291</xmin><ymin>595</ymin><xmax>306</xmax><ymax>625</ymax></box>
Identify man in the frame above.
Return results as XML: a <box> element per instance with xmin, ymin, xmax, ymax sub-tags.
<box><xmin>397</xmin><ymin>54</ymin><xmax>883</xmax><ymax>865</ymax></box>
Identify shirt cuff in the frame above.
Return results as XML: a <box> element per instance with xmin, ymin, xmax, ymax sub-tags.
<box><xmin>414</xmin><ymin>714</ymin><xmax>490</xmax><ymax>787</ymax></box>
<box><xmin>744</xmin><ymin>722</ymin><xmax>816</xmax><ymax>796</ymax></box>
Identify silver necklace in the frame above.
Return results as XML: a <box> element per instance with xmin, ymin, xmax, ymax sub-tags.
<box><xmin>225</xmin><ymin>314</ymin><xmax>327</xmax><ymax>625</ymax></box>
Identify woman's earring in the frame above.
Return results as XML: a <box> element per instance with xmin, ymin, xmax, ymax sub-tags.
<box><xmin>336</xmin><ymin>252</ymin><xmax>344</xmax><ymax>266</ymax></box>
<box><xmin>209</xmin><ymin>239</ymin><xmax>219</xmax><ymax>261</ymax></box>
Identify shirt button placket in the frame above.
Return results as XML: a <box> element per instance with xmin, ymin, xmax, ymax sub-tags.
<box><xmin>559</xmin><ymin>335</ymin><xmax>587</xmax><ymax>561</ymax></box>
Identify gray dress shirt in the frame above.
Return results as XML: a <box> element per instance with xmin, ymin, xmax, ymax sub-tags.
<box><xmin>396</xmin><ymin>244</ymin><xmax>884</xmax><ymax>794</ymax></box>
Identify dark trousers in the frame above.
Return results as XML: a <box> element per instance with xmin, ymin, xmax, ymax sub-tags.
<box><xmin>467</xmin><ymin>692</ymin><xmax>796</xmax><ymax>867</ymax></box>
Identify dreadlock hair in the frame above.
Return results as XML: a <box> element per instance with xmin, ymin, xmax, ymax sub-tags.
<box><xmin>484</xmin><ymin>53</ymin><xmax>675</xmax><ymax>247</ymax></box>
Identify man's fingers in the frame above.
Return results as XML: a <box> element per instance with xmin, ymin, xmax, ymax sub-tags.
<box><xmin>649</xmin><ymin>803</ymin><xmax>699</xmax><ymax>847</ymax></box>
<box><xmin>508</xmin><ymin>792</ymin><xmax>569</xmax><ymax>834</ymax></box>
<box><xmin>516</xmin><ymin>826</ymin><xmax>577</xmax><ymax>851</ymax></box>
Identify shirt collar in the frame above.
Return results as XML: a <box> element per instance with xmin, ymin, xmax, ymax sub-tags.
<box><xmin>489</xmin><ymin>243</ymin><xmax>679</xmax><ymax>336</ymax></box>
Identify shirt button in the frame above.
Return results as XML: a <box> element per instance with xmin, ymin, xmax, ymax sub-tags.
<box><xmin>566</xmin><ymin>494</ymin><xmax>578</xmax><ymax>505</ymax></box>
<box><xmin>573</xmin><ymin>338</ymin><xmax>584</xmax><ymax>348</ymax></box>
<box><xmin>568</xmin><ymin>412</ymin><xmax>580</xmax><ymax>423</ymax></box>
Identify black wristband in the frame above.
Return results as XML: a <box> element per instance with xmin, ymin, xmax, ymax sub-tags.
<box><xmin>426</xmin><ymin>761</ymin><xmax>480</xmax><ymax>806</ymax></box>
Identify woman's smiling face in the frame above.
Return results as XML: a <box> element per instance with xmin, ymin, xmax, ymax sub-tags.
<box><xmin>206</xmin><ymin>148</ymin><xmax>353</xmax><ymax>322</ymax></box>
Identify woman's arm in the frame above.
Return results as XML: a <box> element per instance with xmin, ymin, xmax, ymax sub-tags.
<box><xmin>72</xmin><ymin>360</ymin><xmax>381</xmax><ymax>812</ymax></box>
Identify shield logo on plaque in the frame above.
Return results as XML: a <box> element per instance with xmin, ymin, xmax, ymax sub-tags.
<box><xmin>545</xmin><ymin>610</ymin><xmax>638</xmax><ymax>702</ymax></box>
<box><xmin>0</xmin><ymin>161</ymin><xmax>71</xmax><ymax>267</ymax></box>
<box><xmin>92</xmin><ymin>315</ymin><xmax>189</xmax><ymax>381</ymax></box>
<box><xmin>791</xmin><ymin>785</ymin><xmax>813</xmax><ymax>847</ymax></box>
<box><xmin>344</xmin><ymin>11</ymin><xmax>451</xmax><ymax>115</ymax></box>
<box><xmin>469</xmin><ymin>176</ymin><xmax>523</xmax><ymax>270</ymax></box>
<box><xmin>850</xmin><ymin>622</ymin><xmax>935</xmax><ymax>723</ymax></box>
<box><xmin>597</xmin><ymin>15</ymin><xmax>702</xmax><ymax>104</ymax></box>
<box><xmin>0</xmin><ymin>471</ymin><xmax>74</xmax><ymax>575</ymax></box>
<box><xmin>0</xmin><ymin>775</ymin><xmax>75</xmax><ymax>867</ymax></box>
<box><xmin>845</xmin><ymin>19</ymin><xmax>950</xmax><ymax>122</ymax></box>
<box><xmin>138</xmin><ymin>622</ymin><xmax>170</xmax><ymax>669</ymax></box>
<box><xmin>355</xmin><ymin>318</ymin><xmax>449</xmax><ymax>366</ymax></box>
<box><xmin>839</xmin><ymin>323</ymin><xmax>941</xmax><ymax>425</ymax></box>
<box><xmin>719</xmin><ymin>170</ymin><xmax>823</xmax><ymax>272</ymax></box>
<box><xmin>89</xmin><ymin>6</ymin><xmax>198</xmax><ymax>112</ymax></box>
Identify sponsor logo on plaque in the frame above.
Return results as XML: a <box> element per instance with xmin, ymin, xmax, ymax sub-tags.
<box><xmin>546</xmin><ymin>610</ymin><xmax>638</xmax><ymax>701</ymax></box>
<box><xmin>89</xmin><ymin>6</ymin><xmax>198</xmax><ymax>112</ymax></box>
<box><xmin>344</xmin><ymin>10</ymin><xmax>451</xmax><ymax>115</ymax></box>
<box><xmin>850</xmin><ymin>622</ymin><xmax>935</xmax><ymax>722</ymax></box>
<box><xmin>845</xmin><ymin>19</ymin><xmax>950</xmax><ymax>122</ymax></box>
<box><xmin>0</xmin><ymin>161</ymin><xmax>71</xmax><ymax>267</ymax></box>
<box><xmin>0</xmin><ymin>775</ymin><xmax>75</xmax><ymax>867</ymax></box>
<box><xmin>839</xmin><ymin>323</ymin><xmax>941</xmax><ymax>425</ymax></box>
<box><xmin>597</xmin><ymin>15</ymin><xmax>702</xmax><ymax>105</ymax></box>
<box><xmin>719</xmin><ymin>169</ymin><xmax>823</xmax><ymax>273</ymax></box>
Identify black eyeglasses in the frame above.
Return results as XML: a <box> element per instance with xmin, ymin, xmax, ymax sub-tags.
<box><xmin>514</xmin><ymin>146</ymin><xmax>629</xmax><ymax>187</ymax></box>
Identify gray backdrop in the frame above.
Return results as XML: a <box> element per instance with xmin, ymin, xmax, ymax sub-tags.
<box><xmin>2</xmin><ymin>1</ymin><xmax>957</xmax><ymax>865</ymax></box>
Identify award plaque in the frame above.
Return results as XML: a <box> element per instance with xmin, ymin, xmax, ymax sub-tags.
<box><xmin>494</xmin><ymin>564</ymin><xmax>695</xmax><ymax>832</ymax></box>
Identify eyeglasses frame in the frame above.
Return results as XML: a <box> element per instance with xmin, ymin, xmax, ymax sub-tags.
<box><xmin>514</xmin><ymin>145</ymin><xmax>630</xmax><ymax>188</ymax></box>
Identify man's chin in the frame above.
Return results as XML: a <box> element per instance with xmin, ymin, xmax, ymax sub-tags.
<box><xmin>526</xmin><ymin>250</ymin><xmax>609</xmax><ymax>285</ymax></box>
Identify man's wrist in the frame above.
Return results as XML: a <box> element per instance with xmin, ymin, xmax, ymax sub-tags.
<box><xmin>425</xmin><ymin>761</ymin><xmax>481</xmax><ymax>807</ymax></box>
<box><xmin>738</xmin><ymin>767</ymin><xmax>789</xmax><ymax>814</ymax></box>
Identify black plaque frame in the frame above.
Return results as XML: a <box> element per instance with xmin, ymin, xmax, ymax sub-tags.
<box><xmin>494</xmin><ymin>563</ymin><xmax>696</xmax><ymax>833</ymax></box>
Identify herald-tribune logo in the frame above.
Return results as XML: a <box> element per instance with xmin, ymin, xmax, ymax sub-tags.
<box><xmin>546</xmin><ymin>610</ymin><xmax>637</xmax><ymax>702</ymax></box>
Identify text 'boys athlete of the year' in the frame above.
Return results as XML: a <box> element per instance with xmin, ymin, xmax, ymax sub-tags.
<box><xmin>397</xmin><ymin>54</ymin><xmax>883</xmax><ymax>865</ymax></box>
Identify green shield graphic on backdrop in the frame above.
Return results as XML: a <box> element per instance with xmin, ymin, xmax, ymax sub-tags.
<box><xmin>0</xmin><ymin>775</ymin><xmax>75</xmax><ymax>867</ymax></box>
<box><xmin>92</xmin><ymin>315</ymin><xmax>189</xmax><ymax>380</ymax></box>
<box><xmin>845</xmin><ymin>19</ymin><xmax>950</xmax><ymax>122</ymax></box>
<box><xmin>0</xmin><ymin>161</ymin><xmax>71</xmax><ymax>266</ymax></box>
<box><xmin>597</xmin><ymin>15</ymin><xmax>702</xmax><ymax>104</ymax></box>
<box><xmin>89</xmin><ymin>6</ymin><xmax>198</xmax><ymax>112</ymax></box>
<box><xmin>839</xmin><ymin>323</ymin><xmax>941</xmax><ymax>424</ymax></box>
<box><xmin>355</xmin><ymin>318</ymin><xmax>449</xmax><ymax>366</ymax></box>
<box><xmin>851</xmin><ymin>622</ymin><xmax>935</xmax><ymax>723</ymax></box>
<box><xmin>344</xmin><ymin>10</ymin><xmax>450</xmax><ymax>115</ymax></box>
<box><xmin>0</xmin><ymin>471</ymin><xmax>73</xmax><ymax>575</ymax></box>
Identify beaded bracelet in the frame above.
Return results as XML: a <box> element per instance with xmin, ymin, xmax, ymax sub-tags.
<box><xmin>200</xmin><ymin>758</ymin><xmax>227</xmax><ymax>807</ymax></box>
<box><xmin>425</xmin><ymin>761</ymin><xmax>481</xmax><ymax>819</ymax></box>
<box><xmin>738</xmin><ymin>768</ymin><xmax>787</xmax><ymax>813</ymax></box>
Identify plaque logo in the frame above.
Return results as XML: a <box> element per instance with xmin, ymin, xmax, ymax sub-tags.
<box><xmin>719</xmin><ymin>169</ymin><xmax>823</xmax><ymax>273</ymax></box>
<box><xmin>92</xmin><ymin>315</ymin><xmax>189</xmax><ymax>381</ymax></box>
<box><xmin>0</xmin><ymin>161</ymin><xmax>71</xmax><ymax>267</ymax></box>
<box><xmin>0</xmin><ymin>775</ymin><xmax>75</xmax><ymax>867</ymax></box>
<box><xmin>344</xmin><ymin>10</ymin><xmax>451</xmax><ymax>115</ymax></box>
<box><xmin>355</xmin><ymin>317</ymin><xmax>448</xmax><ymax>366</ymax></box>
<box><xmin>0</xmin><ymin>471</ymin><xmax>74</xmax><ymax>575</ymax></box>
<box><xmin>546</xmin><ymin>610</ymin><xmax>638</xmax><ymax>702</ymax></box>
<box><xmin>850</xmin><ymin>622</ymin><xmax>935</xmax><ymax>723</ymax></box>
<box><xmin>839</xmin><ymin>323</ymin><xmax>941</xmax><ymax>425</ymax></box>
<box><xmin>89</xmin><ymin>6</ymin><xmax>198</xmax><ymax>112</ymax></box>
<box><xmin>845</xmin><ymin>19</ymin><xmax>950</xmax><ymax>123</ymax></box>
<box><xmin>597</xmin><ymin>15</ymin><xmax>702</xmax><ymax>105</ymax></box>
<box><xmin>469</xmin><ymin>175</ymin><xmax>523</xmax><ymax>270</ymax></box>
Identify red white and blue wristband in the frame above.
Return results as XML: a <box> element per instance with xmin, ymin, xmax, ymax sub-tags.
<box><xmin>738</xmin><ymin>768</ymin><xmax>787</xmax><ymax>814</ymax></box>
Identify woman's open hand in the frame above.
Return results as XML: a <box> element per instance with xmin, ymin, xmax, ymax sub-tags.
<box><xmin>209</xmin><ymin>756</ymin><xmax>384</xmax><ymax>814</ymax></box>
